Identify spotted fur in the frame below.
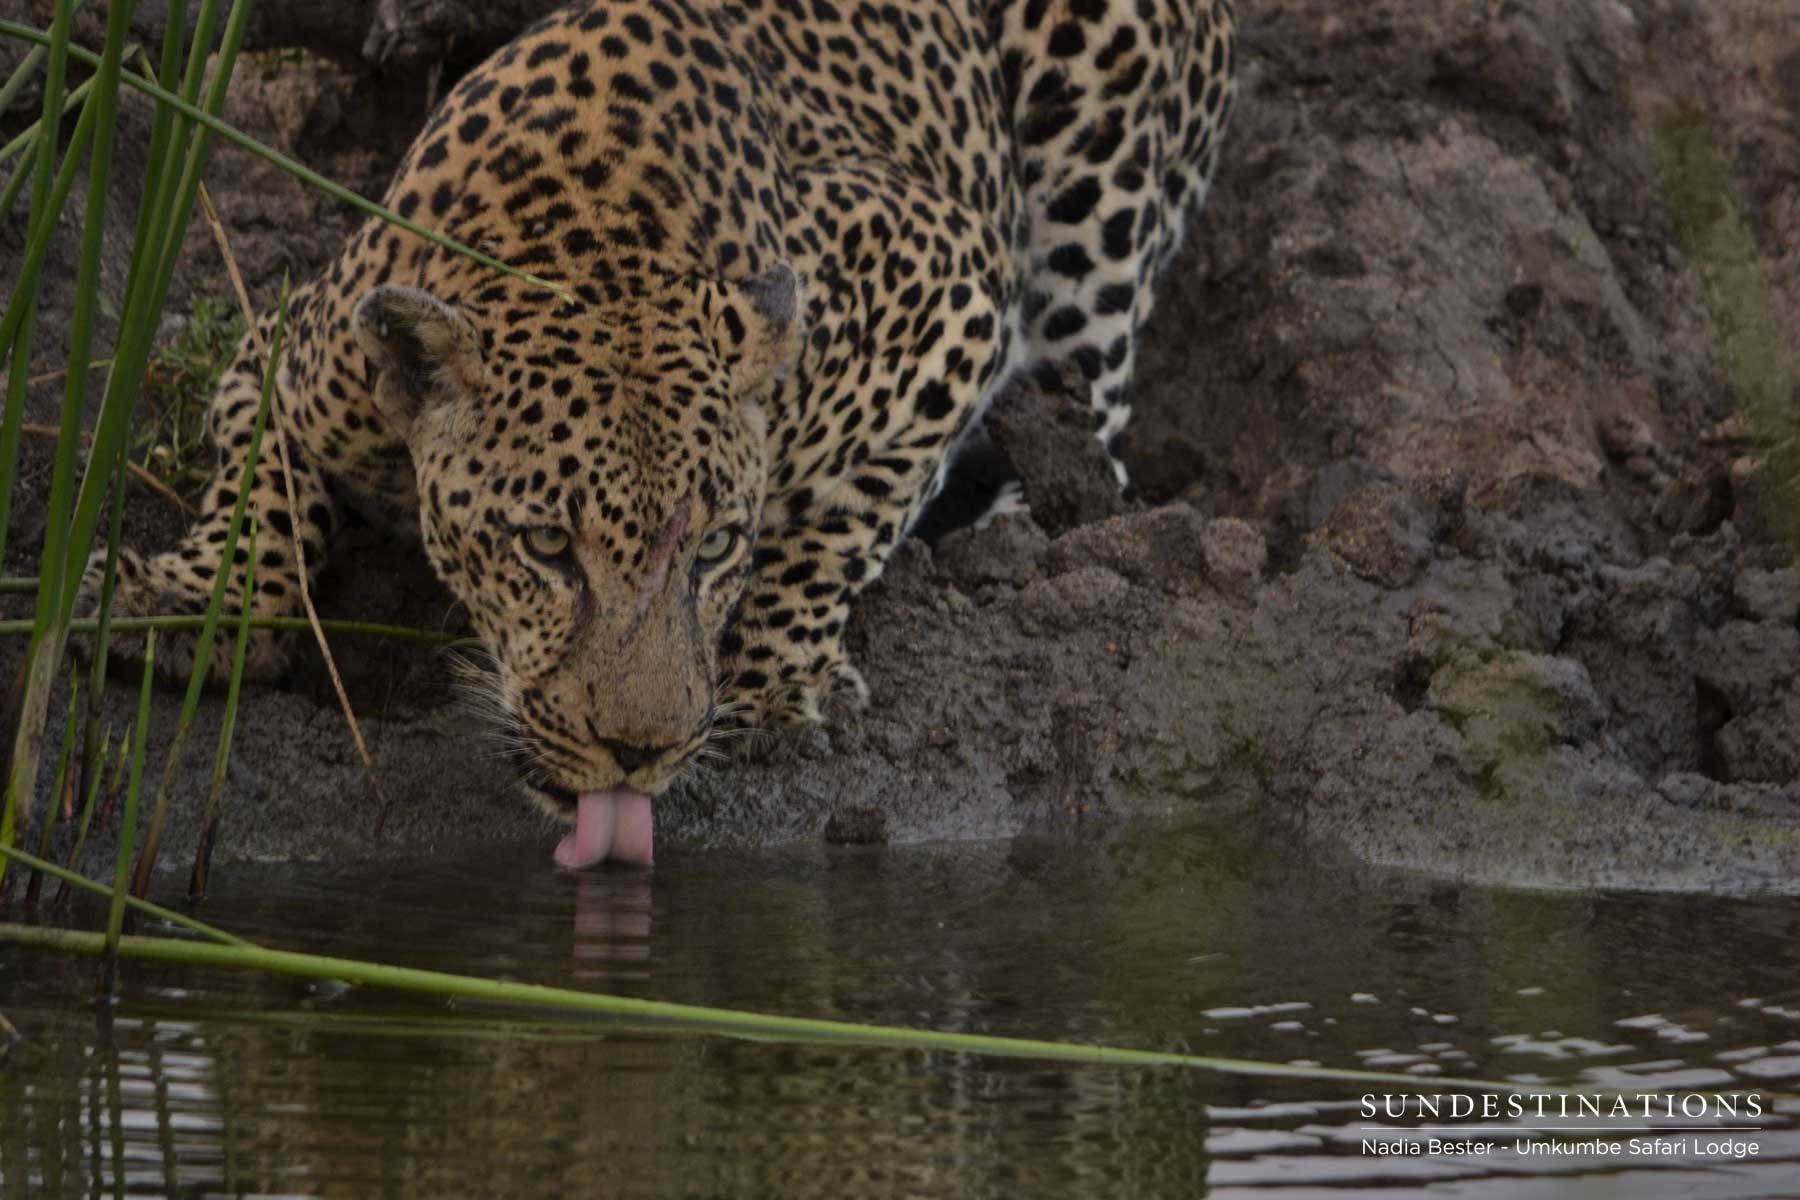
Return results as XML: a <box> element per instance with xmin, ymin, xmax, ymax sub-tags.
<box><xmin>87</xmin><ymin>0</ymin><xmax>1236</xmax><ymax>816</ymax></box>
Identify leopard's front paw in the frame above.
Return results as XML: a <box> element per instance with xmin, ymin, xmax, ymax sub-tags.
<box><xmin>75</xmin><ymin>546</ymin><xmax>289</xmax><ymax>683</ymax></box>
<box><xmin>719</xmin><ymin>657</ymin><xmax>869</xmax><ymax>758</ymax></box>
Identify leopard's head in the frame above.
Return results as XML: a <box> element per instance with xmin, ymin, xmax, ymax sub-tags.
<box><xmin>352</xmin><ymin>265</ymin><xmax>801</xmax><ymax>813</ymax></box>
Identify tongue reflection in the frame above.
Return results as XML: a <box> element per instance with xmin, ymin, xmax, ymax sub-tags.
<box><xmin>553</xmin><ymin>787</ymin><xmax>654</xmax><ymax>868</ymax></box>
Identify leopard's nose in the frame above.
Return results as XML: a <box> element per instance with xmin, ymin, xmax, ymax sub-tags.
<box><xmin>597</xmin><ymin>736</ymin><xmax>677</xmax><ymax>774</ymax></box>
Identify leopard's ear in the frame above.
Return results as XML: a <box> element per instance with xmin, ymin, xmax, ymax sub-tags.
<box><xmin>706</xmin><ymin>263</ymin><xmax>803</xmax><ymax>399</ymax></box>
<box><xmin>352</xmin><ymin>286</ymin><xmax>483</xmax><ymax>437</ymax></box>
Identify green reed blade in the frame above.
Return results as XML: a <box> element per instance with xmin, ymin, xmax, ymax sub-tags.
<box><xmin>191</xmin><ymin>518</ymin><xmax>257</xmax><ymax>900</ymax></box>
<box><xmin>54</xmin><ymin>0</ymin><xmax>248</xmax><ymax>621</ymax></box>
<box><xmin>57</xmin><ymin>725</ymin><xmax>109</xmax><ymax>887</ymax></box>
<box><xmin>0</xmin><ymin>843</ymin><xmax>249</xmax><ymax>946</ymax></box>
<box><xmin>0</xmin><ymin>8</ymin><xmax>102</xmax><ymax>577</ymax></box>
<box><xmin>0</xmin><ymin>92</ymin><xmax>97</xmax><ymax>571</ymax></box>
<box><xmin>144</xmin><ymin>0</ymin><xmax>237</xmax><ymax>310</ymax></box>
<box><xmin>23</xmin><ymin>670</ymin><xmax>78</xmax><ymax>904</ymax></box>
<box><xmin>4</xmin><ymin>0</ymin><xmax>242</xmax><ymax>862</ymax></box>
<box><xmin>0</xmin><ymin>0</ymin><xmax>87</xmax><ymax>114</ymax></box>
<box><xmin>104</xmin><ymin>630</ymin><xmax>155</xmax><ymax>976</ymax></box>
<box><xmin>0</xmin><ymin>45</ymin><xmax>47</xmax><ymax>117</ymax></box>
<box><xmin>35</xmin><ymin>0</ymin><xmax>134</xmax><ymax>649</ymax></box>
<box><xmin>135</xmin><ymin>282</ymin><xmax>286</xmax><ymax>898</ymax></box>
<box><xmin>0</xmin><ymin>0</ymin><xmax>125</xmax><ymax>887</ymax></box>
<box><xmin>0</xmin><ymin>917</ymin><xmax>1538</xmax><ymax>1093</ymax></box>
<box><xmin>0</xmin><ymin>19</ymin><xmax>574</xmax><ymax>303</ymax></box>
<box><xmin>79</xmin><ymin>441</ymin><xmax>131</xmax><ymax>846</ymax></box>
<box><xmin>0</xmin><ymin>70</ymin><xmax>99</xmax><ymax>178</ymax></box>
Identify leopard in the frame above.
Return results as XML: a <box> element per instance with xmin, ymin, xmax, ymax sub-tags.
<box><xmin>88</xmin><ymin>0</ymin><xmax>1237</xmax><ymax>857</ymax></box>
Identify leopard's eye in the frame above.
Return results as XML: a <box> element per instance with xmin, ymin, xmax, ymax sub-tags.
<box><xmin>695</xmin><ymin>527</ymin><xmax>738</xmax><ymax>565</ymax></box>
<box><xmin>522</xmin><ymin>526</ymin><xmax>572</xmax><ymax>561</ymax></box>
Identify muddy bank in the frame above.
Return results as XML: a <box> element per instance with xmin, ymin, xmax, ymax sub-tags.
<box><xmin>3</xmin><ymin>0</ymin><xmax>1798</xmax><ymax>893</ymax></box>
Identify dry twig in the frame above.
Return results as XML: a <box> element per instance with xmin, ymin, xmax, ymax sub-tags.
<box><xmin>13</xmin><ymin>421</ymin><xmax>192</xmax><ymax>513</ymax></box>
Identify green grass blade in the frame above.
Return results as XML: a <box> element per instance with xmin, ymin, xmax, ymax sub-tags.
<box><xmin>0</xmin><ymin>70</ymin><xmax>99</xmax><ymax>177</ymax></box>
<box><xmin>0</xmin><ymin>0</ymin><xmax>135</xmax><ymax>889</ymax></box>
<box><xmin>4</xmin><ymin>0</ymin><xmax>240</xmax><ymax>861</ymax></box>
<box><xmin>104</xmin><ymin>630</ymin><xmax>156</xmax><ymax>975</ymax></box>
<box><xmin>79</xmin><ymin>443</ymin><xmax>130</xmax><ymax>847</ymax></box>
<box><xmin>110</xmin><ymin>0</ymin><xmax>194</xmax><ymax>395</ymax></box>
<box><xmin>145</xmin><ymin>0</ymin><xmax>241</xmax><ymax>312</ymax></box>
<box><xmin>0</xmin><ymin>19</ymin><xmax>574</xmax><ymax>303</ymax></box>
<box><xmin>0</xmin><ymin>45</ymin><xmax>47</xmax><ymax>117</ymax></box>
<box><xmin>57</xmin><ymin>724</ymin><xmax>109</xmax><ymax>881</ymax></box>
<box><xmin>22</xmin><ymin>669</ymin><xmax>78</xmax><ymax>903</ymax></box>
<box><xmin>190</xmin><ymin>518</ymin><xmax>257</xmax><ymax>899</ymax></box>
<box><xmin>0</xmin><ymin>0</ymin><xmax>87</xmax><ymax>115</ymax></box>
<box><xmin>0</xmin><ymin>843</ymin><xmax>250</xmax><ymax>946</ymax></box>
<box><xmin>34</xmin><ymin>0</ymin><xmax>133</xmax><ymax>638</ymax></box>
<box><xmin>0</xmin><ymin>917</ymin><xmax>1534</xmax><ymax>1093</ymax></box>
<box><xmin>0</xmin><ymin>22</ymin><xmax>102</xmax><ymax>574</ymax></box>
<box><xmin>51</xmin><ymin>0</ymin><xmax>248</xmax><ymax>625</ymax></box>
<box><xmin>134</xmin><ymin>282</ymin><xmax>287</xmax><ymax>897</ymax></box>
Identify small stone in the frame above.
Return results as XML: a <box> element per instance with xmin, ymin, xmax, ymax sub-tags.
<box><xmin>1314</xmin><ymin>481</ymin><xmax>1433</xmax><ymax>588</ymax></box>
<box><xmin>1200</xmin><ymin>517</ymin><xmax>1266</xmax><ymax>599</ymax></box>
<box><xmin>1733</xmin><ymin>567</ymin><xmax>1800</xmax><ymax>624</ymax></box>
<box><xmin>1599</xmin><ymin>413</ymin><xmax>1659</xmax><ymax>462</ymax></box>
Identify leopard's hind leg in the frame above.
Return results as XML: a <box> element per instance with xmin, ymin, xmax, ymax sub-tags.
<box><xmin>996</xmin><ymin>0</ymin><xmax>1238</xmax><ymax>481</ymax></box>
<box><xmin>81</xmin><ymin>294</ymin><xmax>347</xmax><ymax>682</ymax></box>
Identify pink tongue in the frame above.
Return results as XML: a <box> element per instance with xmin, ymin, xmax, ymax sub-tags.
<box><xmin>553</xmin><ymin>788</ymin><xmax>655</xmax><ymax>868</ymax></box>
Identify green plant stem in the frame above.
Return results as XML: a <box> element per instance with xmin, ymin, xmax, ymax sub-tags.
<box><xmin>0</xmin><ymin>19</ymin><xmax>574</xmax><ymax>304</ymax></box>
<box><xmin>0</xmin><ymin>844</ymin><xmax>249</xmax><ymax>947</ymax></box>
<box><xmin>0</xmin><ymin>70</ymin><xmax>98</xmax><ymax>173</ymax></box>
<box><xmin>23</xmin><ymin>672</ymin><xmax>78</xmax><ymax>904</ymax></box>
<box><xmin>0</xmin><ymin>918</ymin><xmax>1534</xmax><ymax>1092</ymax></box>
<box><xmin>0</xmin><ymin>16</ymin><xmax>102</xmax><ymax>574</ymax></box>
<box><xmin>136</xmin><ymin>286</ymin><xmax>286</xmax><ymax>898</ymax></box>
<box><xmin>0</xmin><ymin>0</ymin><xmax>88</xmax><ymax>115</ymax></box>
<box><xmin>1</xmin><ymin>614</ymin><xmax>457</xmax><ymax>644</ymax></box>
<box><xmin>104</xmin><ymin>631</ymin><xmax>156</xmax><ymax>983</ymax></box>
<box><xmin>0</xmin><ymin>0</ymin><xmax>82</xmax><ymax>891</ymax></box>
<box><xmin>56</xmin><ymin>724</ymin><xmax>108</xmax><ymax>887</ymax></box>
<box><xmin>191</xmin><ymin>520</ymin><xmax>257</xmax><ymax>900</ymax></box>
<box><xmin>40</xmin><ymin>0</ymin><xmax>132</xmax><ymax>665</ymax></box>
<box><xmin>79</xmin><ymin>444</ymin><xmax>131</xmax><ymax>842</ymax></box>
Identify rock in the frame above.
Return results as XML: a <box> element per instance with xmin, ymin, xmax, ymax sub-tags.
<box><xmin>1042</xmin><ymin>504</ymin><xmax>1214</xmax><ymax>598</ymax></box>
<box><xmin>1734</xmin><ymin>566</ymin><xmax>1800</xmax><ymax>624</ymax></box>
<box><xmin>985</xmin><ymin>368</ymin><xmax>1128</xmax><ymax>538</ymax></box>
<box><xmin>1599</xmin><ymin>413</ymin><xmax>1661</xmax><ymax>462</ymax></box>
<box><xmin>1199</xmin><ymin>517</ymin><xmax>1266</xmax><ymax>600</ymax></box>
<box><xmin>1694</xmin><ymin>620</ymin><xmax>1800</xmax><ymax>714</ymax></box>
<box><xmin>1716</xmin><ymin>695</ymin><xmax>1800</xmax><ymax>786</ymax></box>
<box><xmin>935</xmin><ymin>513</ymin><xmax>1050</xmax><ymax>593</ymax></box>
<box><xmin>1425</xmin><ymin>651</ymin><xmax>1607</xmax><ymax>758</ymax></box>
<box><xmin>1312</xmin><ymin>481</ymin><xmax>1435</xmax><ymax>589</ymax></box>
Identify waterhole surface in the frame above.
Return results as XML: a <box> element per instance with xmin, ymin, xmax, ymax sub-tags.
<box><xmin>3</xmin><ymin>814</ymin><xmax>1798</xmax><ymax>1198</ymax></box>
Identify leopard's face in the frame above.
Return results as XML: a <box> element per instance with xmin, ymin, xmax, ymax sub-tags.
<box><xmin>352</xmin><ymin>267</ymin><xmax>799</xmax><ymax>809</ymax></box>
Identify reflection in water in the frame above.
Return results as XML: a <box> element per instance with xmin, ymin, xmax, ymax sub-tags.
<box><xmin>2</xmin><ymin>823</ymin><xmax>1798</xmax><ymax>1197</ymax></box>
<box><xmin>572</xmin><ymin>872</ymin><xmax>653</xmax><ymax>980</ymax></box>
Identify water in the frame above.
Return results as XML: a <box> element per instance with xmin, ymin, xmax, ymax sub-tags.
<box><xmin>3</xmin><ymin>816</ymin><xmax>1798</xmax><ymax>1198</ymax></box>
